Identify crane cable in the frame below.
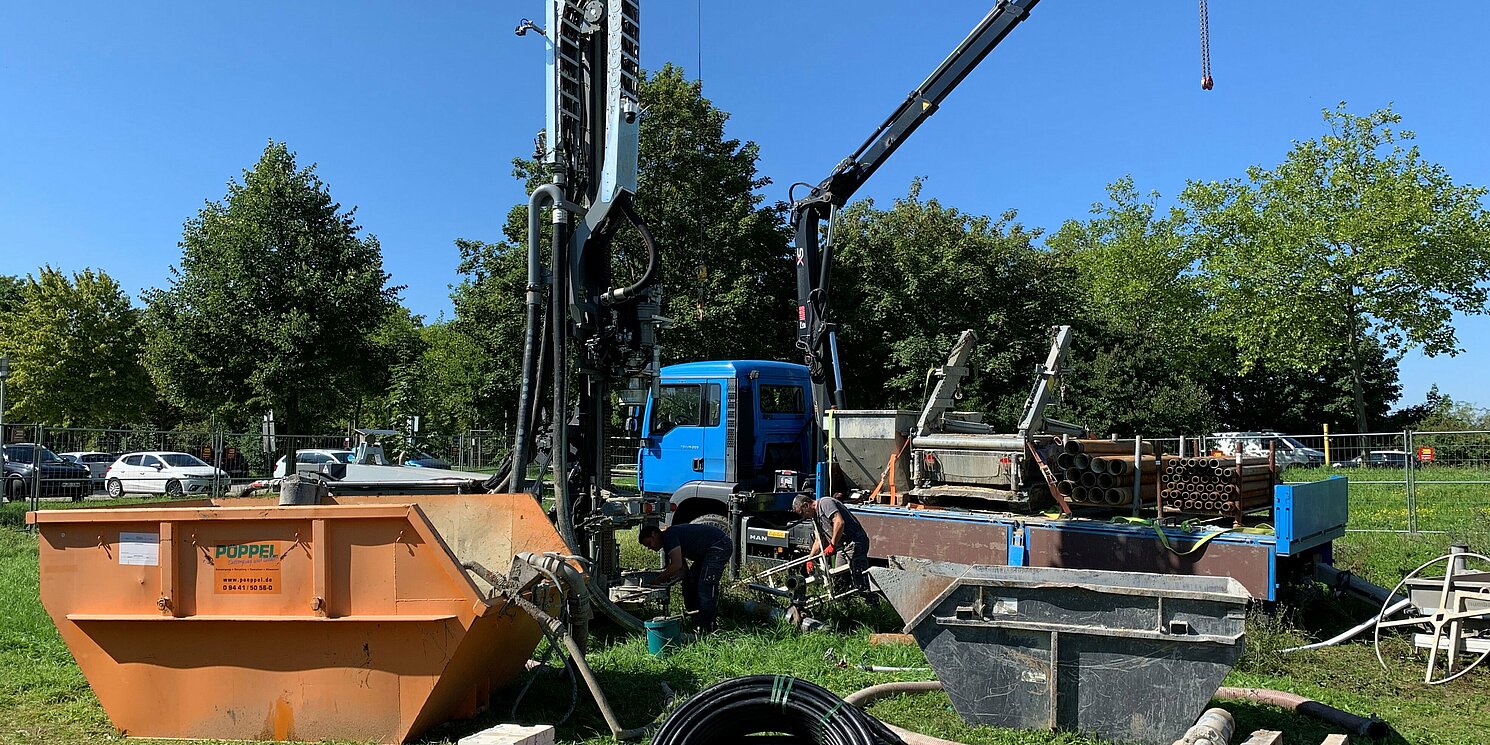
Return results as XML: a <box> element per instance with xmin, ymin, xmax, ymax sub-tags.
<box><xmin>1199</xmin><ymin>0</ymin><xmax>1214</xmax><ymax>90</ymax></box>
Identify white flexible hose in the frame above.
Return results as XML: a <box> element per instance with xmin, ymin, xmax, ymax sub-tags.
<box><xmin>1279</xmin><ymin>598</ymin><xmax>1411</xmax><ymax>654</ymax></box>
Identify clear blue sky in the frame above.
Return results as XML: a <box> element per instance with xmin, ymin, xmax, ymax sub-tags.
<box><xmin>3</xmin><ymin>1</ymin><xmax>1487</xmax><ymax>410</ymax></box>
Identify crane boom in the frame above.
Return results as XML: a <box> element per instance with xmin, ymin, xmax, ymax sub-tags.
<box><xmin>791</xmin><ymin>0</ymin><xmax>1041</xmax><ymax>436</ymax></box>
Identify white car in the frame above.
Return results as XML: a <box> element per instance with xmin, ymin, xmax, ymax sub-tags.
<box><xmin>273</xmin><ymin>449</ymin><xmax>356</xmax><ymax>478</ymax></box>
<box><xmin>59</xmin><ymin>451</ymin><xmax>117</xmax><ymax>484</ymax></box>
<box><xmin>106</xmin><ymin>451</ymin><xmax>229</xmax><ymax>497</ymax></box>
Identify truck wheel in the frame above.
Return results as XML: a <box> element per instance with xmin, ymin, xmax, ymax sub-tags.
<box><xmin>688</xmin><ymin>513</ymin><xmax>732</xmax><ymax>538</ymax></box>
<box><xmin>106</xmin><ymin>478</ymin><xmax>124</xmax><ymax>498</ymax></box>
<box><xmin>7</xmin><ymin>476</ymin><xmax>27</xmax><ymax>502</ymax></box>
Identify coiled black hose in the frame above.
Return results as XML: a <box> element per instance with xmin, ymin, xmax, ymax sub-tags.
<box><xmin>652</xmin><ymin>675</ymin><xmax>906</xmax><ymax>745</ymax></box>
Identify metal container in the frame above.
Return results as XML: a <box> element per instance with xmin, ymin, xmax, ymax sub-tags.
<box><xmin>27</xmin><ymin>493</ymin><xmax>571</xmax><ymax>744</ymax></box>
<box><xmin>871</xmin><ymin>557</ymin><xmax>1249</xmax><ymax>745</ymax></box>
<box><xmin>827</xmin><ymin>410</ymin><xmax>916</xmax><ymax>498</ymax></box>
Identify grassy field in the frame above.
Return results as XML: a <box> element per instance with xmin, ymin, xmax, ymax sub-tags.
<box><xmin>1284</xmin><ymin>466</ymin><xmax>1490</xmax><ymax>585</ymax></box>
<box><xmin>3</xmin><ymin>478</ymin><xmax>1488</xmax><ymax>745</ymax></box>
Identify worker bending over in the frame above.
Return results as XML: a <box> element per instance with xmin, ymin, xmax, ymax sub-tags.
<box><xmin>638</xmin><ymin>522</ymin><xmax>733</xmax><ymax>632</ymax></box>
<box><xmin>792</xmin><ymin>493</ymin><xmax>876</xmax><ymax>605</ymax></box>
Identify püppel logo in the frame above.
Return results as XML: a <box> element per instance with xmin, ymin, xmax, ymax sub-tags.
<box><xmin>215</xmin><ymin>543</ymin><xmax>277</xmax><ymax>560</ymax></box>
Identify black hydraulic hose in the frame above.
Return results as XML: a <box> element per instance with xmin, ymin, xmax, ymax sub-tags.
<box><xmin>601</xmin><ymin>194</ymin><xmax>660</xmax><ymax>306</ymax></box>
<box><xmin>652</xmin><ymin>676</ymin><xmax>906</xmax><ymax>745</ymax></box>
<box><xmin>507</xmin><ymin>183</ymin><xmax>567</xmax><ymax>492</ymax></box>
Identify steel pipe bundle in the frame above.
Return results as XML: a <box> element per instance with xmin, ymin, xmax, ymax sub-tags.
<box><xmin>1050</xmin><ymin>442</ymin><xmax>1158</xmax><ymax>507</ymax></box>
<box><xmin>1160</xmin><ymin>456</ymin><xmax>1275</xmax><ymax>518</ymax></box>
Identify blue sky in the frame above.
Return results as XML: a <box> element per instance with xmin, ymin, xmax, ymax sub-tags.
<box><xmin>2</xmin><ymin>1</ymin><xmax>1487</xmax><ymax>410</ymax></box>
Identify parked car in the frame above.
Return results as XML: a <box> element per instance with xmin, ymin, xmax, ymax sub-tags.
<box><xmin>1209</xmin><ymin>432</ymin><xmax>1324</xmax><ymax>468</ymax></box>
<box><xmin>59</xmin><ymin>451</ymin><xmax>118</xmax><ymax>485</ymax></box>
<box><xmin>1262</xmin><ymin>433</ymin><xmax>1327</xmax><ymax>466</ymax></box>
<box><xmin>105</xmin><ymin>451</ymin><xmax>229</xmax><ymax>497</ymax></box>
<box><xmin>3</xmin><ymin>443</ymin><xmax>92</xmax><ymax>501</ymax></box>
<box><xmin>1331</xmin><ymin>450</ymin><xmax>1414</xmax><ymax>469</ymax></box>
<box><xmin>401</xmin><ymin>451</ymin><xmax>450</xmax><ymax>470</ymax></box>
<box><xmin>273</xmin><ymin>449</ymin><xmax>355</xmax><ymax>478</ymax></box>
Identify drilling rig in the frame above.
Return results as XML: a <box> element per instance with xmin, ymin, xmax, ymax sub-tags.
<box><xmin>501</xmin><ymin>0</ymin><xmax>668</xmax><ymax>609</ymax></box>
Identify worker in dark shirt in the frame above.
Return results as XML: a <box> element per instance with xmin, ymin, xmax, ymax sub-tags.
<box><xmin>793</xmin><ymin>493</ymin><xmax>876</xmax><ymax>604</ymax></box>
<box><xmin>639</xmin><ymin>522</ymin><xmax>733</xmax><ymax>632</ymax></box>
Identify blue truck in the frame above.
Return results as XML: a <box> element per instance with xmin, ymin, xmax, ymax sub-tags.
<box><xmin>638</xmin><ymin>360</ymin><xmax>815</xmax><ymax>529</ymax></box>
<box><xmin>636</xmin><ymin>348</ymin><xmax>1348</xmax><ymax>602</ymax></box>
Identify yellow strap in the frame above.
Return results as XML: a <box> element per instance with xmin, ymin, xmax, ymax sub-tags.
<box><xmin>1106</xmin><ymin>516</ymin><xmax>1274</xmax><ymax>556</ymax></box>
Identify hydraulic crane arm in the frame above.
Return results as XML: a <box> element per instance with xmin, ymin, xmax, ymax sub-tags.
<box><xmin>793</xmin><ymin>0</ymin><xmax>1042</xmax><ymax>415</ymax></box>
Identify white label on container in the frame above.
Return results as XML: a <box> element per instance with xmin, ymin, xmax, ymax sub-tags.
<box><xmin>119</xmin><ymin>532</ymin><xmax>159</xmax><ymax>566</ymax></box>
<box><xmin>990</xmin><ymin>597</ymin><xmax>1019</xmax><ymax>615</ymax></box>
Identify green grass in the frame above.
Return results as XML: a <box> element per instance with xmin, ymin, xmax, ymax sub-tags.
<box><xmin>4</xmin><ymin>488</ymin><xmax>1489</xmax><ymax>745</ymax></box>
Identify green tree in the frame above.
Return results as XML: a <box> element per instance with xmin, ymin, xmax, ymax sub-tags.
<box><xmin>832</xmin><ymin>181</ymin><xmax>1071</xmax><ymax>422</ymax></box>
<box><xmin>1208</xmin><ymin>337</ymin><xmax>1404</xmax><ymax>433</ymax></box>
<box><xmin>1045</xmin><ymin>178</ymin><xmax>1220</xmax><ymax>435</ymax></box>
<box><xmin>1186</xmin><ymin>104</ymin><xmax>1490</xmax><ymax>432</ymax></box>
<box><xmin>0</xmin><ymin>267</ymin><xmax>153</xmax><ymax>426</ymax></box>
<box><xmin>453</xmin><ymin>64</ymin><xmax>794</xmax><ymax>425</ymax></box>
<box><xmin>142</xmin><ymin>142</ymin><xmax>398</xmax><ymax>434</ymax></box>
<box><xmin>1047</xmin><ymin>177</ymin><xmax>1208</xmax><ymax>353</ymax></box>
<box><xmin>0</xmin><ymin>275</ymin><xmax>24</xmax><ymax>315</ymax></box>
<box><xmin>632</xmin><ymin>64</ymin><xmax>793</xmax><ymax>363</ymax></box>
<box><xmin>1051</xmin><ymin>320</ymin><xmax>1217</xmax><ymax>437</ymax></box>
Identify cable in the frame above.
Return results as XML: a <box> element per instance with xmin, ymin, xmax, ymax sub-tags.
<box><xmin>652</xmin><ymin>675</ymin><xmax>906</xmax><ymax>745</ymax></box>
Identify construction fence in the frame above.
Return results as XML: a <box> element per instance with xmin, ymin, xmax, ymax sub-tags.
<box><xmin>0</xmin><ymin>424</ymin><xmax>518</xmax><ymax>511</ymax></box>
<box><xmin>0</xmin><ymin>423</ymin><xmax>647</xmax><ymax>509</ymax></box>
<box><xmin>5</xmin><ymin>422</ymin><xmax>1487</xmax><ymax>537</ymax></box>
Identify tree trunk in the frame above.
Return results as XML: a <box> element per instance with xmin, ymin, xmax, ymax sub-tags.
<box><xmin>1347</xmin><ymin>342</ymin><xmax>1369</xmax><ymax>433</ymax></box>
<box><xmin>1344</xmin><ymin>294</ymin><xmax>1369</xmax><ymax>433</ymax></box>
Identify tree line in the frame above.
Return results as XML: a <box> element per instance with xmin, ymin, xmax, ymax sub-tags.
<box><xmin>2</xmin><ymin>65</ymin><xmax>1488</xmax><ymax>440</ymax></box>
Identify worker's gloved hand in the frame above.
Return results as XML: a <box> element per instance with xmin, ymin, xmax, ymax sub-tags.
<box><xmin>805</xmin><ymin>560</ymin><xmax>816</xmax><ymax>574</ymax></box>
<box><xmin>823</xmin><ymin>543</ymin><xmax>836</xmax><ymax>557</ymax></box>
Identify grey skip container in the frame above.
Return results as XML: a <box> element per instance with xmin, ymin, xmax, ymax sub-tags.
<box><xmin>870</xmin><ymin>557</ymin><xmax>1250</xmax><ymax>745</ymax></box>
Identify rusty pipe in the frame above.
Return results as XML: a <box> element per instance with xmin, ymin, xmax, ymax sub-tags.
<box><xmin>1213</xmin><ymin>687</ymin><xmax>1388</xmax><ymax>739</ymax></box>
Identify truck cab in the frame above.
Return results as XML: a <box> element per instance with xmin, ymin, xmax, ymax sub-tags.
<box><xmin>639</xmin><ymin>360</ymin><xmax>814</xmax><ymax>525</ymax></box>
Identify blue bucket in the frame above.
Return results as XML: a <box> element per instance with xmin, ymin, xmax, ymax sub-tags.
<box><xmin>645</xmin><ymin>616</ymin><xmax>683</xmax><ymax>656</ymax></box>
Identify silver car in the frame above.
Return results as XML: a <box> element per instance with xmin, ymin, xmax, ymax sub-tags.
<box><xmin>59</xmin><ymin>451</ymin><xmax>116</xmax><ymax>485</ymax></box>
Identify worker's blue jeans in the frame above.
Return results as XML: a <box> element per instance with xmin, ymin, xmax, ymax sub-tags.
<box><xmin>683</xmin><ymin>542</ymin><xmax>732</xmax><ymax>631</ymax></box>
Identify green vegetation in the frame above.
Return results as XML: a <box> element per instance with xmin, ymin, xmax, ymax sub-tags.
<box><xmin>141</xmin><ymin>141</ymin><xmax>399</xmax><ymax>435</ymax></box>
<box><xmin>0</xmin><ymin>267</ymin><xmax>153</xmax><ymax>427</ymax></box>
<box><xmin>1188</xmin><ymin>104</ymin><xmax>1490</xmax><ymax>433</ymax></box>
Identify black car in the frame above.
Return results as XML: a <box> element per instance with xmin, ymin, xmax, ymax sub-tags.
<box><xmin>1331</xmin><ymin>450</ymin><xmax>1414</xmax><ymax>469</ymax></box>
<box><xmin>3</xmin><ymin>443</ymin><xmax>92</xmax><ymax>501</ymax></box>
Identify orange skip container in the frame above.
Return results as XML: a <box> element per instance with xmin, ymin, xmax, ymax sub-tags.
<box><xmin>27</xmin><ymin>493</ymin><xmax>570</xmax><ymax>743</ymax></box>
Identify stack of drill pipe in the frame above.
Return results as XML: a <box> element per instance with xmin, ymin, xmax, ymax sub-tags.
<box><xmin>1159</xmin><ymin>456</ymin><xmax>1274</xmax><ymax>517</ymax></box>
<box><xmin>1050</xmin><ymin>440</ymin><xmax>1158</xmax><ymax>507</ymax></box>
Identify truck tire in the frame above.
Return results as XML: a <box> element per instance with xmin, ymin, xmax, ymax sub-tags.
<box><xmin>688</xmin><ymin>513</ymin><xmax>732</xmax><ymax>539</ymax></box>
